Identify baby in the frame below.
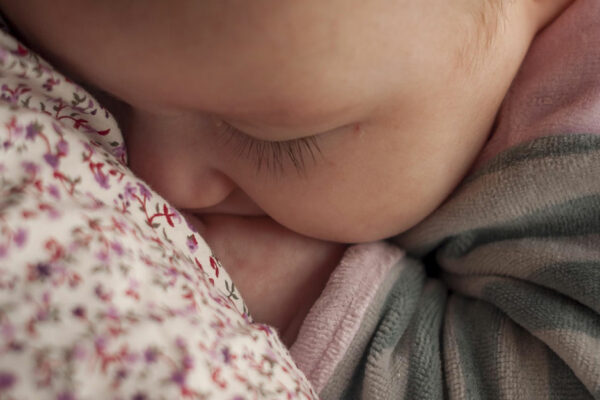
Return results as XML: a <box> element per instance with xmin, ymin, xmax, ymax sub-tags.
<box><xmin>0</xmin><ymin>0</ymin><xmax>575</xmax><ymax>348</ymax></box>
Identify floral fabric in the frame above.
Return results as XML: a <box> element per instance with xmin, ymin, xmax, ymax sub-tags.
<box><xmin>0</xmin><ymin>28</ymin><xmax>317</xmax><ymax>399</ymax></box>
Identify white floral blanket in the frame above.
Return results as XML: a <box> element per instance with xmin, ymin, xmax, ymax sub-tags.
<box><xmin>0</xmin><ymin>30</ymin><xmax>316</xmax><ymax>399</ymax></box>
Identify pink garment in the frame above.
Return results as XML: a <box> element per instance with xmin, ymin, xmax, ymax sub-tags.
<box><xmin>291</xmin><ymin>0</ymin><xmax>598</xmax><ymax>392</ymax></box>
<box><xmin>472</xmin><ymin>0</ymin><xmax>600</xmax><ymax>169</ymax></box>
<box><xmin>289</xmin><ymin>242</ymin><xmax>404</xmax><ymax>393</ymax></box>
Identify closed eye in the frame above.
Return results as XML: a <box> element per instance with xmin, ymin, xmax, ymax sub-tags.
<box><xmin>214</xmin><ymin>119</ymin><xmax>322</xmax><ymax>176</ymax></box>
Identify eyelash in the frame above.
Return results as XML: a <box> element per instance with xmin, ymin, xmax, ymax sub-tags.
<box><xmin>214</xmin><ymin>120</ymin><xmax>322</xmax><ymax>175</ymax></box>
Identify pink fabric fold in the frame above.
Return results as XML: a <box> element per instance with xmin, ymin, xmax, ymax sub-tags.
<box><xmin>290</xmin><ymin>0</ymin><xmax>599</xmax><ymax>393</ymax></box>
<box><xmin>289</xmin><ymin>242</ymin><xmax>404</xmax><ymax>393</ymax></box>
<box><xmin>472</xmin><ymin>0</ymin><xmax>600</xmax><ymax>170</ymax></box>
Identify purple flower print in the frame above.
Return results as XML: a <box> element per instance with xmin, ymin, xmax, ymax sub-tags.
<box><xmin>56</xmin><ymin>139</ymin><xmax>69</xmax><ymax>155</ymax></box>
<box><xmin>48</xmin><ymin>184</ymin><xmax>61</xmax><ymax>200</ymax></box>
<box><xmin>95</xmin><ymin>250</ymin><xmax>109</xmax><ymax>263</ymax></box>
<box><xmin>0</xmin><ymin>371</ymin><xmax>16</xmax><ymax>390</ymax></box>
<box><xmin>47</xmin><ymin>207</ymin><xmax>61</xmax><ymax>220</ymax></box>
<box><xmin>42</xmin><ymin>77</ymin><xmax>60</xmax><ymax>91</ymax></box>
<box><xmin>222</xmin><ymin>348</ymin><xmax>232</xmax><ymax>364</ymax></box>
<box><xmin>106</xmin><ymin>306</ymin><xmax>119</xmax><ymax>320</ymax></box>
<box><xmin>93</xmin><ymin>169</ymin><xmax>109</xmax><ymax>189</ymax></box>
<box><xmin>36</xmin><ymin>309</ymin><xmax>49</xmax><ymax>321</ymax></box>
<box><xmin>13</xmin><ymin>228</ymin><xmax>27</xmax><ymax>248</ymax></box>
<box><xmin>36</xmin><ymin>263</ymin><xmax>51</xmax><ymax>278</ymax></box>
<box><xmin>56</xmin><ymin>391</ymin><xmax>76</xmax><ymax>400</ymax></box>
<box><xmin>144</xmin><ymin>348</ymin><xmax>158</xmax><ymax>363</ymax></box>
<box><xmin>21</xmin><ymin>161</ymin><xmax>39</xmax><ymax>176</ymax></box>
<box><xmin>115</xmin><ymin>368</ymin><xmax>128</xmax><ymax>380</ymax></box>
<box><xmin>0</xmin><ymin>245</ymin><xmax>6</xmax><ymax>259</ymax></box>
<box><xmin>94</xmin><ymin>336</ymin><xmax>107</xmax><ymax>352</ymax></box>
<box><xmin>112</xmin><ymin>144</ymin><xmax>127</xmax><ymax>162</ymax></box>
<box><xmin>25</xmin><ymin>122</ymin><xmax>41</xmax><ymax>140</ymax></box>
<box><xmin>132</xmin><ymin>393</ymin><xmax>147</xmax><ymax>400</ymax></box>
<box><xmin>43</xmin><ymin>153</ymin><xmax>59</xmax><ymax>169</ymax></box>
<box><xmin>8</xmin><ymin>342</ymin><xmax>23</xmax><ymax>352</ymax></box>
<box><xmin>182</xmin><ymin>355</ymin><xmax>194</xmax><ymax>370</ymax></box>
<box><xmin>137</xmin><ymin>183</ymin><xmax>152</xmax><ymax>200</ymax></box>
<box><xmin>72</xmin><ymin>306</ymin><xmax>86</xmax><ymax>318</ymax></box>
<box><xmin>175</xmin><ymin>337</ymin><xmax>186</xmax><ymax>349</ymax></box>
<box><xmin>71</xmin><ymin>344</ymin><xmax>87</xmax><ymax>361</ymax></box>
<box><xmin>94</xmin><ymin>284</ymin><xmax>111</xmax><ymax>301</ymax></box>
<box><xmin>125</xmin><ymin>351</ymin><xmax>139</xmax><ymax>364</ymax></box>
<box><xmin>83</xmin><ymin>142</ymin><xmax>94</xmax><ymax>156</ymax></box>
<box><xmin>171</xmin><ymin>370</ymin><xmax>186</xmax><ymax>386</ymax></box>
<box><xmin>123</xmin><ymin>181</ymin><xmax>137</xmax><ymax>200</ymax></box>
<box><xmin>110</xmin><ymin>241</ymin><xmax>124</xmax><ymax>256</ymax></box>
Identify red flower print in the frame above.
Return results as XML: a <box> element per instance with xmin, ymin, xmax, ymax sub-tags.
<box><xmin>210</xmin><ymin>256</ymin><xmax>220</xmax><ymax>278</ymax></box>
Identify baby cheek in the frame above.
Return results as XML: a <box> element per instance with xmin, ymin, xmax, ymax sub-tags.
<box><xmin>246</xmin><ymin>135</ymin><xmax>428</xmax><ymax>242</ymax></box>
<box><xmin>244</xmin><ymin>168</ymin><xmax>376</xmax><ymax>242</ymax></box>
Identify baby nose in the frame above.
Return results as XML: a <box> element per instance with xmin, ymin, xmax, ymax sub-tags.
<box><xmin>184</xmin><ymin>168</ymin><xmax>237</xmax><ymax>210</ymax></box>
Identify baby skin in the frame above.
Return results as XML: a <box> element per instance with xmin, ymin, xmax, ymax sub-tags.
<box><xmin>0</xmin><ymin>0</ymin><xmax>574</xmax><ymax>345</ymax></box>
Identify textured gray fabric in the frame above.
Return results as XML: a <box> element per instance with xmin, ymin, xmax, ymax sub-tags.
<box><xmin>322</xmin><ymin>135</ymin><xmax>600</xmax><ymax>399</ymax></box>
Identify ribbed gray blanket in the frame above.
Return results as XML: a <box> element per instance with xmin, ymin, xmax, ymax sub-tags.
<box><xmin>321</xmin><ymin>135</ymin><xmax>600</xmax><ymax>399</ymax></box>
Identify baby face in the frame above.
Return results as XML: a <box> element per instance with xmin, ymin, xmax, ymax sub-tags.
<box><xmin>4</xmin><ymin>0</ymin><xmax>528</xmax><ymax>242</ymax></box>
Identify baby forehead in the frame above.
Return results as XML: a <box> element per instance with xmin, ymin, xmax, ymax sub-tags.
<box><xmin>186</xmin><ymin>0</ymin><xmax>392</xmax><ymax>33</ymax></box>
<box><xmin>151</xmin><ymin>0</ymin><xmax>436</xmax><ymax>60</ymax></box>
<box><xmin>137</xmin><ymin>2</ymin><xmax>412</xmax><ymax>114</ymax></box>
<box><xmin>154</xmin><ymin>1</ymin><xmax>467</xmax><ymax>80</ymax></box>
<box><xmin>179</xmin><ymin>1</ymin><xmax>384</xmax><ymax>55</ymax></box>
<box><xmin>19</xmin><ymin>0</ymin><xmax>472</xmax><ymax>124</ymax></box>
<box><xmin>119</xmin><ymin>0</ymin><xmax>468</xmax><ymax>125</ymax></box>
